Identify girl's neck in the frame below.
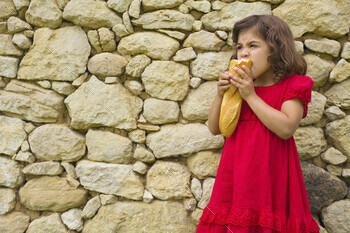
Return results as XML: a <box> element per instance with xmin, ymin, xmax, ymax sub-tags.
<box><xmin>254</xmin><ymin>69</ymin><xmax>277</xmax><ymax>87</ymax></box>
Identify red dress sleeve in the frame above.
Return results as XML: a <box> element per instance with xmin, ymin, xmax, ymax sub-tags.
<box><xmin>281</xmin><ymin>75</ymin><xmax>314</xmax><ymax>119</ymax></box>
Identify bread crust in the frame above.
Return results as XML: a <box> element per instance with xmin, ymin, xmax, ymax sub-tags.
<box><xmin>219</xmin><ymin>59</ymin><xmax>252</xmax><ymax>137</ymax></box>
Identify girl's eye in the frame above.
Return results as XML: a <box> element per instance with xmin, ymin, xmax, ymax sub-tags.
<box><xmin>236</xmin><ymin>45</ymin><xmax>256</xmax><ymax>50</ymax></box>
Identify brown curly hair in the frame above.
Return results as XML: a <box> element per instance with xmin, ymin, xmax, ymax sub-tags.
<box><xmin>231</xmin><ymin>15</ymin><xmax>307</xmax><ymax>83</ymax></box>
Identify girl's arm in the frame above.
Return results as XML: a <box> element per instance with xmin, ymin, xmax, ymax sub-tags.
<box><xmin>208</xmin><ymin>93</ymin><xmax>223</xmax><ymax>135</ymax></box>
<box><xmin>245</xmin><ymin>93</ymin><xmax>304</xmax><ymax>140</ymax></box>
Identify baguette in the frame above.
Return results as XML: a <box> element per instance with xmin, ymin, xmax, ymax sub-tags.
<box><xmin>219</xmin><ymin>59</ymin><xmax>252</xmax><ymax>137</ymax></box>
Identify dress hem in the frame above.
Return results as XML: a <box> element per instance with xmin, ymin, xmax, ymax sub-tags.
<box><xmin>200</xmin><ymin>206</ymin><xmax>320</xmax><ymax>233</ymax></box>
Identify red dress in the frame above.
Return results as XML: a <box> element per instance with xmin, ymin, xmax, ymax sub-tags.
<box><xmin>196</xmin><ymin>74</ymin><xmax>320</xmax><ymax>233</ymax></box>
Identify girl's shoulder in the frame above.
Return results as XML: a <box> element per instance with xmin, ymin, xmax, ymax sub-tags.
<box><xmin>283</xmin><ymin>74</ymin><xmax>314</xmax><ymax>87</ymax></box>
<box><xmin>280</xmin><ymin>74</ymin><xmax>313</xmax><ymax>119</ymax></box>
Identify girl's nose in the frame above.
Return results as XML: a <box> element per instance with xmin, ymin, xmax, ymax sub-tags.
<box><xmin>241</xmin><ymin>47</ymin><xmax>251</xmax><ymax>57</ymax></box>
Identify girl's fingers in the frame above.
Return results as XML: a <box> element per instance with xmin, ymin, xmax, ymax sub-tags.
<box><xmin>231</xmin><ymin>75</ymin><xmax>241</xmax><ymax>84</ymax></box>
<box><xmin>220</xmin><ymin>71</ymin><xmax>233</xmax><ymax>80</ymax></box>
<box><xmin>234</xmin><ymin>67</ymin><xmax>251</xmax><ymax>81</ymax></box>
<box><xmin>218</xmin><ymin>83</ymin><xmax>230</xmax><ymax>90</ymax></box>
<box><xmin>231</xmin><ymin>75</ymin><xmax>245</xmax><ymax>88</ymax></box>
<box><xmin>219</xmin><ymin>79</ymin><xmax>230</xmax><ymax>85</ymax></box>
<box><xmin>236</xmin><ymin>65</ymin><xmax>253</xmax><ymax>80</ymax></box>
<box><xmin>230</xmin><ymin>79</ymin><xmax>239</xmax><ymax>88</ymax></box>
<box><xmin>233</xmin><ymin>67</ymin><xmax>244</xmax><ymax>78</ymax></box>
<box><xmin>219</xmin><ymin>84</ymin><xmax>230</xmax><ymax>88</ymax></box>
<box><xmin>242</xmin><ymin>65</ymin><xmax>252</xmax><ymax>74</ymax></box>
<box><xmin>242</xmin><ymin>65</ymin><xmax>253</xmax><ymax>79</ymax></box>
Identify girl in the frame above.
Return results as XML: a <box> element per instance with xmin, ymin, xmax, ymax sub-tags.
<box><xmin>196</xmin><ymin>15</ymin><xmax>321</xmax><ymax>233</ymax></box>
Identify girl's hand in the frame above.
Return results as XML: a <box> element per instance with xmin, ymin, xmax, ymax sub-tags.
<box><xmin>230</xmin><ymin>65</ymin><xmax>256</xmax><ymax>100</ymax></box>
<box><xmin>217</xmin><ymin>71</ymin><xmax>233</xmax><ymax>98</ymax></box>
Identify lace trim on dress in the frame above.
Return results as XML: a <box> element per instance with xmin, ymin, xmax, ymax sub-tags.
<box><xmin>200</xmin><ymin>206</ymin><xmax>320</xmax><ymax>233</ymax></box>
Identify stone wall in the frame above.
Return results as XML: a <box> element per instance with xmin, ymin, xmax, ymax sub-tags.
<box><xmin>0</xmin><ymin>0</ymin><xmax>350</xmax><ymax>232</ymax></box>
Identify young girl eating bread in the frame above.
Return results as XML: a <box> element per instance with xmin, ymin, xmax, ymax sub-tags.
<box><xmin>197</xmin><ymin>15</ymin><xmax>320</xmax><ymax>233</ymax></box>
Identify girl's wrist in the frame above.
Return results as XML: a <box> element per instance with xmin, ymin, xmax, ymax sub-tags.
<box><xmin>245</xmin><ymin>93</ymin><xmax>257</xmax><ymax>103</ymax></box>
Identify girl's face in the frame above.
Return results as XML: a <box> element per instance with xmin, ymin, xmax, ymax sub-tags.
<box><xmin>236</xmin><ymin>28</ymin><xmax>274</xmax><ymax>83</ymax></box>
